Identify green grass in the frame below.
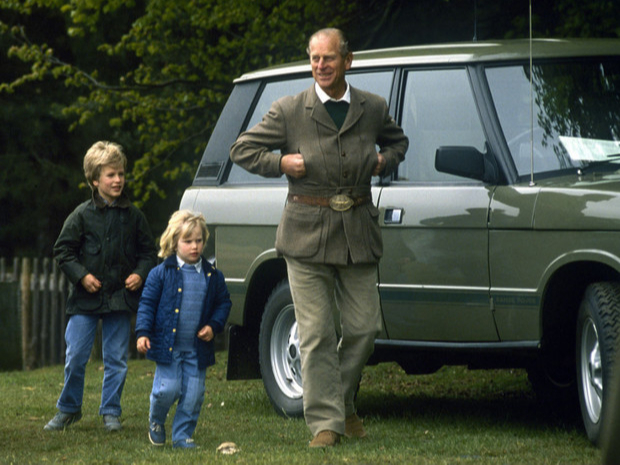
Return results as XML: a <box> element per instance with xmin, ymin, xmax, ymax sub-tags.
<box><xmin>0</xmin><ymin>355</ymin><xmax>599</xmax><ymax>464</ymax></box>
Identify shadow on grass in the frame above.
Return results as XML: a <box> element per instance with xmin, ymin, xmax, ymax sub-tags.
<box><xmin>355</xmin><ymin>366</ymin><xmax>584</xmax><ymax>437</ymax></box>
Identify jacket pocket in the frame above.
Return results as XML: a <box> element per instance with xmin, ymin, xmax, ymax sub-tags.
<box><xmin>362</xmin><ymin>203</ymin><xmax>383</xmax><ymax>260</ymax></box>
<box><xmin>73</xmin><ymin>285</ymin><xmax>103</xmax><ymax>311</ymax></box>
<box><xmin>123</xmin><ymin>288</ymin><xmax>141</xmax><ymax>312</ymax></box>
<box><xmin>275</xmin><ymin>203</ymin><xmax>323</xmax><ymax>258</ymax></box>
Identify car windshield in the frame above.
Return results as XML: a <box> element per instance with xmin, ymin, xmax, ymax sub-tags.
<box><xmin>486</xmin><ymin>59</ymin><xmax>620</xmax><ymax>177</ymax></box>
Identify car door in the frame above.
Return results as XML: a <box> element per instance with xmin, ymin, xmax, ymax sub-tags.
<box><xmin>378</xmin><ymin>67</ymin><xmax>499</xmax><ymax>342</ymax></box>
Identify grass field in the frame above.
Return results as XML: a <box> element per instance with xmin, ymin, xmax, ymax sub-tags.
<box><xmin>0</xmin><ymin>354</ymin><xmax>600</xmax><ymax>464</ymax></box>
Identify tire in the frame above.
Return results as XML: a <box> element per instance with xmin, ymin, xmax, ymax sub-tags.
<box><xmin>576</xmin><ymin>282</ymin><xmax>620</xmax><ymax>444</ymax></box>
<box><xmin>259</xmin><ymin>280</ymin><xmax>304</xmax><ymax>417</ymax></box>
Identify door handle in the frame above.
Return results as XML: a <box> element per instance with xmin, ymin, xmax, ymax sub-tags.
<box><xmin>384</xmin><ymin>208</ymin><xmax>403</xmax><ymax>225</ymax></box>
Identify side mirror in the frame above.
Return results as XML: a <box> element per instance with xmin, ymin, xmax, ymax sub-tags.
<box><xmin>435</xmin><ymin>145</ymin><xmax>497</xmax><ymax>183</ymax></box>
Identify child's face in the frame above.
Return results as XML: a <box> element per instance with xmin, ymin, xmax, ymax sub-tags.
<box><xmin>93</xmin><ymin>164</ymin><xmax>125</xmax><ymax>203</ymax></box>
<box><xmin>176</xmin><ymin>227</ymin><xmax>203</xmax><ymax>264</ymax></box>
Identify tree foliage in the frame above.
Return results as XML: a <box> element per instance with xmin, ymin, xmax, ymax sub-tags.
<box><xmin>1</xmin><ymin>0</ymin><xmax>619</xmax><ymax>257</ymax></box>
<box><xmin>1</xmin><ymin>0</ymin><xmax>356</xmax><ymax>204</ymax></box>
<box><xmin>0</xmin><ymin>0</ymin><xmax>357</xmax><ymax>255</ymax></box>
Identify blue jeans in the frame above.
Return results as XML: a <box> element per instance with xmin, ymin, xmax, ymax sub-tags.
<box><xmin>149</xmin><ymin>350</ymin><xmax>206</xmax><ymax>443</ymax></box>
<box><xmin>56</xmin><ymin>312</ymin><xmax>131</xmax><ymax>417</ymax></box>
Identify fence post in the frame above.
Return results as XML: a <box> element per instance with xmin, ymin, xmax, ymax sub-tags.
<box><xmin>20</xmin><ymin>258</ymin><xmax>33</xmax><ymax>370</ymax></box>
<box><xmin>50</xmin><ymin>261</ymin><xmax>60</xmax><ymax>365</ymax></box>
<box><xmin>31</xmin><ymin>258</ymin><xmax>41</xmax><ymax>369</ymax></box>
<box><xmin>59</xmin><ymin>272</ymin><xmax>67</xmax><ymax>359</ymax></box>
<box><xmin>40</xmin><ymin>258</ymin><xmax>51</xmax><ymax>366</ymax></box>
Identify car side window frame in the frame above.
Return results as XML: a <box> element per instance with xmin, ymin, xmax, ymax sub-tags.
<box><xmin>393</xmin><ymin>65</ymin><xmax>490</xmax><ymax>186</ymax></box>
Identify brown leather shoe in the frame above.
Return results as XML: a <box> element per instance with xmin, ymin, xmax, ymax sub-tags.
<box><xmin>345</xmin><ymin>414</ymin><xmax>367</xmax><ymax>438</ymax></box>
<box><xmin>309</xmin><ymin>430</ymin><xmax>341</xmax><ymax>448</ymax></box>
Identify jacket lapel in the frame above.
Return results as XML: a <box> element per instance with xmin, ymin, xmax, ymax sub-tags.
<box><xmin>305</xmin><ymin>87</ymin><xmax>336</xmax><ymax>131</ymax></box>
<box><xmin>340</xmin><ymin>87</ymin><xmax>364</xmax><ymax>134</ymax></box>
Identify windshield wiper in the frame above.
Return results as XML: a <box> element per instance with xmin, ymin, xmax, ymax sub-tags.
<box><xmin>578</xmin><ymin>153</ymin><xmax>620</xmax><ymax>173</ymax></box>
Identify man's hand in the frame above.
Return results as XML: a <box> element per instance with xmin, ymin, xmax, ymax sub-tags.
<box><xmin>280</xmin><ymin>154</ymin><xmax>307</xmax><ymax>178</ymax></box>
<box><xmin>372</xmin><ymin>152</ymin><xmax>386</xmax><ymax>177</ymax></box>
<box><xmin>80</xmin><ymin>273</ymin><xmax>102</xmax><ymax>293</ymax></box>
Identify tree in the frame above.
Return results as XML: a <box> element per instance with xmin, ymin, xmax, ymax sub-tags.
<box><xmin>1</xmin><ymin>0</ymin><xmax>619</xmax><ymax>257</ymax></box>
<box><xmin>0</xmin><ymin>0</ymin><xmax>357</xmax><ymax>256</ymax></box>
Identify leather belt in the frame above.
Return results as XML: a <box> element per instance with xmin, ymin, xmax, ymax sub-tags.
<box><xmin>287</xmin><ymin>193</ymin><xmax>371</xmax><ymax>212</ymax></box>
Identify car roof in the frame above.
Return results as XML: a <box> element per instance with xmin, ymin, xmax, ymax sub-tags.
<box><xmin>234</xmin><ymin>38</ymin><xmax>620</xmax><ymax>83</ymax></box>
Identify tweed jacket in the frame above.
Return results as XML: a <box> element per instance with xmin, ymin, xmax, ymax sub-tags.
<box><xmin>230</xmin><ymin>85</ymin><xmax>409</xmax><ymax>265</ymax></box>
<box><xmin>135</xmin><ymin>255</ymin><xmax>232</xmax><ymax>369</ymax></box>
<box><xmin>54</xmin><ymin>191</ymin><xmax>157</xmax><ymax>315</ymax></box>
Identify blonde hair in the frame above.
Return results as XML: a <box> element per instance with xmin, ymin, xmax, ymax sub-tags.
<box><xmin>158</xmin><ymin>210</ymin><xmax>209</xmax><ymax>259</ymax></box>
<box><xmin>83</xmin><ymin>141</ymin><xmax>127</xmax><ymax>190</ymax></box>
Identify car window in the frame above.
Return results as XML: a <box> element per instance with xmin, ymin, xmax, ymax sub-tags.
<box><xmin>227</xmin><ymin>71</ymin><xmax>394</xmax><ymax>185</ymax></box>
<box><xmin>227</xmin><ymin>77</ymin><xmax>313</xmax><ymax>184</ymax></box>
<box><xmin>398</xmin><ymin>68</ymin><xmax>487</xmax><ymax>183</ymax></box>
<box><xmin>486</xmin><ymin>60</ymin><xmax>620</xmax><ymax>177</ymax></box>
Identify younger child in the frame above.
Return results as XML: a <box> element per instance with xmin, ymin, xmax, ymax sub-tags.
<box><xmin>44</xmin><ymin>141</ymin><xmax>157</xmax><ymax>432</ymax></box>
<box><xmin>136</xmin><ymin>210</ymin><xmax>231</xmax><ymax>449</ymax></box>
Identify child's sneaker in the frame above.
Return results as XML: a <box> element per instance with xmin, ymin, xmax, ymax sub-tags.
<box><xmin>103</xmin><ymin>415</ymin><xmax>122</xmax><ymax>432</ymax></box>
<box><xmin>173</xmin><ymin>438</ymin><xmax>196</xmax><ymax>449</ymax></box>
<box><xmin>43</xmin><ymin>411</ymin><xmax>82</xmax><ymax>431</ymax></box>
<box><xmin>149</xmin><ymin>422</ymin><xmax>165</xmax><ymax>446</ymax></box>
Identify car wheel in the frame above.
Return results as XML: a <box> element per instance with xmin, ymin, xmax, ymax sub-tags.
<box><xmin>259</xmin><ymin>280</ymin><xmax>304</xmax><ymax>417</ymax></box>
<box><xmin>576</xmin><ymin>282</ymin><xmax>620</xmax><ymax>444</ymax></box>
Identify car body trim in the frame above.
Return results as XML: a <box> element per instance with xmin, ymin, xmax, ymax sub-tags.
<box><xmin>374</xmin><ymin>339</ymin><xmax>539</xmax><ymax>351</ymax></box>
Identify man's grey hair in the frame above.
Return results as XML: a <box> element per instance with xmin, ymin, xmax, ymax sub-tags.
<box><xmin>306</xmin><ymin>28</ymin><xmax>350</xmax><ymax>57</ymax></box>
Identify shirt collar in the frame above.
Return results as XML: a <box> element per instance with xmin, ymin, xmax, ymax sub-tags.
<box><xmin>315</xmin><ymin>81</ymin><xmax>351</xmax><ymax>104</ymax></box>
<box><xmin>176</xmin><ymin>256</ymin><xmax>202</xmax><ymax>274</ymax></box>
<box><xmin>92</xmin><ymin>190</ymin><xmax>131</xmax><ymax>209</ymax></box>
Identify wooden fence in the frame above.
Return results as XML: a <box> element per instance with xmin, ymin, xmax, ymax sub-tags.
<box><xmin>0</xmin><ymin>257</ymin><xmax>149</xmax><ymax>371</ymax></box>
<box><xmin>1</xmin><ymin>257</ymin><xmax>69</xmax><ymax>370</ymax></box>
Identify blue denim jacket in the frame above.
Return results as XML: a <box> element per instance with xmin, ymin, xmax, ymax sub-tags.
<box><xmin>135</xmin><ymin>255</ymin><xmax>232</xmax><ymax>369</ymax></box>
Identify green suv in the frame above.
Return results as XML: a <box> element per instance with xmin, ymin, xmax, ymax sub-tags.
<box><xmin>180</xmin><ymin>38</ymin><xmax>620</xmax><ymax>443</ymax></box>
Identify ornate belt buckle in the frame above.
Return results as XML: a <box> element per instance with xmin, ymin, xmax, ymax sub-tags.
<box><xmin>329</xmin><ymin>194</ymin><xmax>354</xmax><ymax>211</ymax></box>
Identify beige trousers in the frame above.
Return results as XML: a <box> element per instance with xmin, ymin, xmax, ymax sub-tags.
<box><xmin>285</xmin><ymin>257</ymin><xmax>382</xmax><ymax>436</ymax></box>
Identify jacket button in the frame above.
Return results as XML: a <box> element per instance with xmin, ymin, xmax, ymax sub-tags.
<box><xmin>175</xmin><ymin>309</ymin><xmax>179</xmax><ymax>313</ymax></box>
<box><xmin>341</xmin><ymin>152</ymin><xmax>346</xmax><ymax>157</ymax></box>
<box><xmin>169</xmin><ymin>347</ymin><xmax>173</xmax><ymax>351</ymax></box>
<box><xmin>172</xmin><ymin>328</ymin><xmax>176</xmax><ymax>333</ymax></box>
<box><xmin>178</xmin><ymin>288</ymin><xmax>182</xmax><ymax>292</ymax></box>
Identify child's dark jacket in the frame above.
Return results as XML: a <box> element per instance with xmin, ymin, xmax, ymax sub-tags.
<box><xmin>135</xmin><ymin>255</ymin><xmax>232</xmax><ymax>369</ymax></box>
<box><xmin>54</xmin><ymin>192</ymin><xmax>157</xmax><ymax>315</ymax></box>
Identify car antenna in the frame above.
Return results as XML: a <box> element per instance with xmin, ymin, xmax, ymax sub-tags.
<box><xmin>473</xmin><ymin>0</ymin><xmax>477</xmax><ymax>42</ymax></box>
<box><xmin>529</xmin><ymin>0</ymin><xmax>536</xmax><ymax>187</ymax></box>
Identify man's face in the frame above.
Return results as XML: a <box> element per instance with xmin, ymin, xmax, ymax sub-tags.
<box><xmin>309</xmin><ymin>33</ymin><xmax>352</xmax><ymax>99</ymax></box>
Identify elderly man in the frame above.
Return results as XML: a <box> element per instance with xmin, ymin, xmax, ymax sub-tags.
<box><xmin>230</xmin><ymin>28</ymin><xmax>408</xmax><ymax>447</ymax></box>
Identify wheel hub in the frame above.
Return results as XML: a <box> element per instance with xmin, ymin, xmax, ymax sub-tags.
<box><xmin>581</xmin><ymin>318</ymin><xmax>603</xmax><ymax>423</ymax></box>
<box><xmin>270</xmin><ymin>304</ymin><xmax>303</xmax><ymax>399</ymax></box>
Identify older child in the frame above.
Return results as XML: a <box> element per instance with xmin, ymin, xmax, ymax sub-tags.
<box><xmin>44</xmin><ymin>141</ymin><xmax>157</xmax><ymax>432</ymax></box>
<box><xmin>136</xmin><ymin>210</ymin><xmax>231</xmax><ymax>449</ymax></box>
